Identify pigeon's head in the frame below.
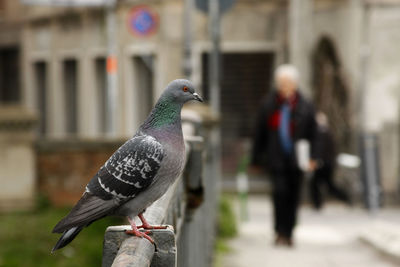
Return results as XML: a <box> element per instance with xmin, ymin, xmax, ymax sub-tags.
<box><xmin>163</xmin><ymin>79</ymin><xmax>203</xmax><ymax>104</ymax></box>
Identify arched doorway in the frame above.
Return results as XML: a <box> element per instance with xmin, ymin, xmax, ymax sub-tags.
<box><xmin>311</xmin><ymin>37</ymin><xmax>351</xmax><ymax>151</ymax></box>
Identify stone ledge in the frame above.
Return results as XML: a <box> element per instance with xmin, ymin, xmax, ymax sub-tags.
<box><xmin>36</xmin><ymin>138</ymin><xmax>126</xmax><ymax>152</ymax></box>
<box><xmin>0</xmin><ymin>106</ymin><xmax>37</xmax><ymax>131</ymax></box>
<box><xmin>182</xmin><ymin>103</ymin><xmax>219</xmax><ymax>127</ymax></box>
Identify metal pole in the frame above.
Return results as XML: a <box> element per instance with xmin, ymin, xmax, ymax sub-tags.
<box><xmin>358</xmin><ymin>3</ymin><xmax>370</xmax><ymax>133</ymax></box>
<box><xmin>208</xmin><ymin>0</ymin><xmax>220</xmax><ymax>113</ymax></box>
<box><xmin>106</xmin><ymin>1</ymin><xmax>118</xmax><ymax>137</ymax></box>
<box><xmin>208</xmin><ymin>0</ymin><xmax>222</xmax><ymax>207</ymax></box>
<box><xmin>183</xmin><ymin>0</ymin><xmax>194</xmax><ymax>78</ymax></box>
<box><xmin>358</xmin><ymin>3</ymin><xmax>380</xmax><ymax>213</ymax></box>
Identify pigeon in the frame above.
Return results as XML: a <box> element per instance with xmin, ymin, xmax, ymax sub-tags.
<box><xmin>52</xmin><ymin>79</ymin><xmax>203</xmax><ymax>252</ymax></box>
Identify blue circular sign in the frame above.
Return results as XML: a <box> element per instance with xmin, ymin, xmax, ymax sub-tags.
<box><xmin>128</xmin><ymin>6</ymin><xmax>158</xmax><ymax>36</ymax></box>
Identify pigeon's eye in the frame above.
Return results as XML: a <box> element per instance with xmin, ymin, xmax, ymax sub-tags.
<box><xmin>182</xmin><ymin>86</ymin><xmax>188</xmax><ymax>92</ymax></box>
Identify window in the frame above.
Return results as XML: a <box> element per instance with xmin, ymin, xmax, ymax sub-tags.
<box><xmin>202</xmin><ymin>52</ymin><xmax>274</xmax><ymax>137</ymax></box>
<box><xmin>202</xmin><ymin>52</ymin><xmax>275</xmax><ymax>174</ymax></box>
<box><xmin>34</xmin><ymin>61</ymin><xmax>47</xmax><ymax>136</ymax></box>
<box><xmin>63</xmin><ymin>59</ymin><xmax>78</xmax><ymax>135</ymax></box>
<box><xmin>0</xmin><ymin>47</ymin><xmax>20</xmax><ymax>104</ymax></box>
<box><xmin>132</xmin><ymin>55</ymin><xmax>154</xmax><ymax>122</ymax></box>
<box><xmin>94</xmin><ymin>57</ymin><xmax>107</xmax><ymax>133</ymax></box>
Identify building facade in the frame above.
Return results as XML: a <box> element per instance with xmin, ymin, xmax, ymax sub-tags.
<box><xmin>1</xmin><ymin>0</ymin><xmax>400</xmax><ymax>205</ymax></box>
<box><xmin>20</xmin><ymin>0</ymin><xmax>287</xmax><ymax>140</ymax></box>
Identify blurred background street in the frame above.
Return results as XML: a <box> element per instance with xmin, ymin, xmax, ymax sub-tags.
<box><xmin>1</xmin><ymin>0</ymin><xmax>400</xmax><ymax>266</ymax></box>
<box><xmin>220</xmin><ymin>196</ymin><xmax>400</xmax><ymax>267</ymax></box>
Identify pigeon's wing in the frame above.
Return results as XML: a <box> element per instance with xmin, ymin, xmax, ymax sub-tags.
<box><xmin>87</xmin><ymin>135</ymin><xmax>164</xmax><ymax>199</ymax></box>
<box><xmin>52</xmin><ymin>135</ymin><xmax>164</xmax><ymax>233</ymax></box>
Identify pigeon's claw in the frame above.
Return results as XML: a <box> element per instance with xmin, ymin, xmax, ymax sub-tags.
<box><xmin>126</xmin><ymin>217</ymin><xmax>155</xmax><ymax>243</ymax></box>
<box><xmin>138</xmin><ymin>213</ymin><xmax>167</xmax><ymax>230</ymax></box>
<box><xmin>125</xmin><ymin>229</ymin><xmax>154</xmax><ymax>244</ymax></box>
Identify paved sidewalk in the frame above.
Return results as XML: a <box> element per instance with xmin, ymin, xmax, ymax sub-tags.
<box><xmin>220</xmin><ymin>195</ymin><xmax>398</xmax><ymax>267</ymax></box>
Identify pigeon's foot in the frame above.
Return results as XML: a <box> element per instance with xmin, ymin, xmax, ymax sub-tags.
<box><xmin>138</xmin><ymin>213</ymin><xmax>168</xmax><ymax>230</ymax></box>
<box><xmin>126</xmin><ymin>217</ymin><xmax>154</xmax><ymax>243</ymax></box>
<box><xmin>125</xmin><ymin>229</ymin><xmax>154</xmax><ymax>244</ymax></box>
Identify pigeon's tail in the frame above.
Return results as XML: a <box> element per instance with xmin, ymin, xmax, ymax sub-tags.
<box><xmin>51</xmin><ymin>226</ymin><xmax>83</xmax><ymax>253</ymax></box>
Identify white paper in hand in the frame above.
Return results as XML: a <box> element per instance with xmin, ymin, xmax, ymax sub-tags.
<box><xmin>295</xmin><ymin>139</ymin><xmax>310</xmax><ymax>172</ymax></box>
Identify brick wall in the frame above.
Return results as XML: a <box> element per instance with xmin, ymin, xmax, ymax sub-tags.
<box><xmin>36</xmin><ymin>139</ymin><xmax>125</xmax><ymax>206</ymax></box>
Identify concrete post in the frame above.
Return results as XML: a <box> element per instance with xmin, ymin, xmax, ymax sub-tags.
<box><xmin>0</xmin><ymin>106</ymin><xmax>37</xmax><ymax>211</ymax></box>
<box><xmin>102</xmin><ymin>225</ymin><xmax>176</xmax><ymax>267</ymax></box>
<box><xmin>288</xmin><ymin>0</ymin><xmax>313</xmax><ymax>94</ymax></box>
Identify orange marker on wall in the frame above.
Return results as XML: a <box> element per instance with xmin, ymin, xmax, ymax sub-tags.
<box><xmin>107</xmin><ymin>56</ymin><xmax>117</xmax><ymax>74</ymax></box>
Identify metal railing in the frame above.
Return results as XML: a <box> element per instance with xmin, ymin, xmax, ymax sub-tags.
<box><xmin>102</xmin><ymin>108</ymin><xmax>218</xmax><ymax>267</ymax></box>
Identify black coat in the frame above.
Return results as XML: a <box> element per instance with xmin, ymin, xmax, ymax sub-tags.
<box><xmin>314</xmin><ymin>126</ymin><xmax>336</xmax><ymax>169</ymax></box>
<box><xmin>251</xmin><ymin>90</ymin><xmax>317</xmax><ymax>171</ymax></box>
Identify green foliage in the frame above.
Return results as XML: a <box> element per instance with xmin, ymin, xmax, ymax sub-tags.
<box><xmin>0</xmin><ymin>206</ymin><xmax>123</xmax><ymax>267</ymax></box>
<box><xmin>215</xmin><ymin>238</ymin><xmax>231</xmax><ymax>254</ymax></box>
<box><xmin>217</xmin><ymin>195</ymin><xmax>237</xmax><ymax>239</ymax></box>
<box><xmin>213</xmin><ymin>195</ymin><xmax>238</xmax><ymax>267</ymax></box>
<box><xmin>237</xmin><ymin>154</ymin><xmax>250</xmax><ymax>174</ymax></box>
<box><xmin>35</xmin><ymin>193</ymin><xmax>51</xmax><ymax>211</ymax></box>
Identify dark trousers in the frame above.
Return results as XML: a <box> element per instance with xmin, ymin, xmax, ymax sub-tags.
<box><xmin>271</xmin><ymin>166</ymin><xmax>302</xmax><ymax>238</ymax></box>
<box><xmin>309</xmin><ymin>165</ymin><xmax>350</xmax><ymax>209</ymax></box>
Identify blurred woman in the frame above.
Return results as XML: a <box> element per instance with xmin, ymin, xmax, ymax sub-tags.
<box><xmin>251</xmin><ymin>64</ymin><xmax>317</xmax><ymax>247</ymax></box>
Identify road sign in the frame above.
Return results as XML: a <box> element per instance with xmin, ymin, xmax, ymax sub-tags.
<box><xmin>127</xmin><ymin>6</ymin><xmax>159</xmax><ymax>37</ymax></box>
<box><xmin>20</xmin><ymin>0</ymin><xmax>115</xmax><ymax>6</ymax></box>
<box><xmin>195</xmin><ymin>0</ymin><xmax>236</xmax><ymax>14</ymax></box>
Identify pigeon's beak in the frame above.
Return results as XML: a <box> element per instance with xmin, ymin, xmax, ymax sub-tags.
<box><xmin>193</xmin><ymin>92</ymin><xmax>204</xmax><ymax>102</ymax></box>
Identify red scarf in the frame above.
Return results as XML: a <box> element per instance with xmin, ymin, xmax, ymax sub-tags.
<box><xmin>267</xmin><ymin>92</ymin><xmax>299</xmax><ymax>133</ymax></box>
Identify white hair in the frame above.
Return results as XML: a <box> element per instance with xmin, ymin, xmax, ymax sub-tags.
<box><xmin>274</xmin><ymin>64</ymin><xmax>300</xmax><ymax>84</ymax></box>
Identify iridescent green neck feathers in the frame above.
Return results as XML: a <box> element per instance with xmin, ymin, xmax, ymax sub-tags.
<box><xmin>142</xmin><ymin>97</ymin><xmax>182</xmax><ymax>129</ymax></box>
